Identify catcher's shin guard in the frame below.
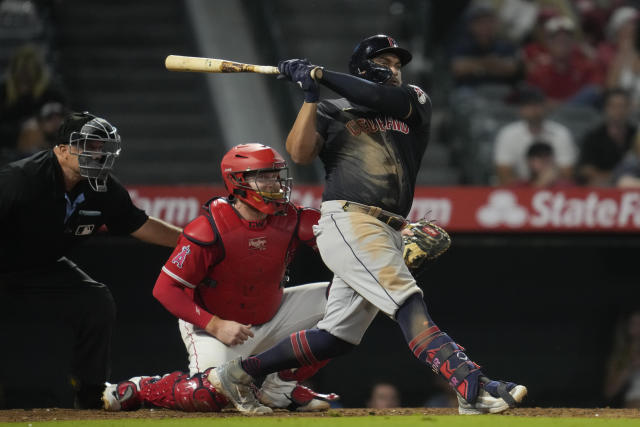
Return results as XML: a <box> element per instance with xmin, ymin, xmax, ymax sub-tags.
<box><xmin>139</xmin><ymin>370</ymin><xmax>229</xmax><ymax>412</ymax></box>
<box><xmin>173</xmin><ymin>369</ymin><xmax>229</xmax><ymax>412</ymax></box>
<box><xmin>104</xmin><ymin>370</ymin><xmax>229</xmax><ymax>412</ymax></box>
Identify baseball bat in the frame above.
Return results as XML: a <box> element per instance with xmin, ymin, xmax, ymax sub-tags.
<box><xmin>165</xmin><ymin>55</ymin><xmax>279</xmax><ymax>75</ymax></box>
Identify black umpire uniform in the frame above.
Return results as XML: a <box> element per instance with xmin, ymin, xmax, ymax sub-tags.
<box><xmin>0</xmin><ymin>117</ymin><xmax>148</xmax><ymax>408</ymax></box>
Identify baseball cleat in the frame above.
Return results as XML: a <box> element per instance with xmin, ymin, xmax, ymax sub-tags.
<box><xmin>207</xmin><ymin>358</ymin><xmax>273</xmax><ymax>414</ymax></box>
<box><xmin>102</xmin><ymin>380</ymin><xmax>138</xmax><ymax>411</ymax></box>
<box><xmin>102</xmin><ymin>376</ymin><xmax>151</xmax><ymax>411</ymax></box>
<box><xmin>458</xmin><ymin>377</ymin><xmax>527</xmax><ymax>415</ymax></box>
<box><xmin>102</xmin><ymin>383</ymin><xmax>120</xmax><ymax>411</ymax></box>
<box><xmin>457</xmin><ymin>378</ymin><xmax>527</xmax><ymax>415</ymax></box>
<box><xmin>259</xmin><ymin>383</ymin><xmax>339</xmax><ymax>412</ymax></box>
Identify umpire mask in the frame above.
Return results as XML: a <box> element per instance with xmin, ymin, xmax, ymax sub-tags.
<box><xmin>61</xmin><ymin>112</ymin><xmax>121</xmax><ymax>192</ymax></box>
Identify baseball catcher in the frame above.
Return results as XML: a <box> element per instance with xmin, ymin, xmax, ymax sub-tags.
<box><xmin>102</xmin><ymin>144</ymin><xmax>337</xmax><ymax>412</ymax></box>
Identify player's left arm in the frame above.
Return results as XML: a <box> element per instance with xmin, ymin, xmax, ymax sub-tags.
<box><xmin>317</xmin><ymin>69</ymin><xmax>431</xmax><ymax>123</ymax></box>
<box><xmin>131</xmin><ymin>216</ymin><xmax>182</xmax><ymax>247</ymax></box>
<box><xmin>297</xmin><ymin>207</ymin><xmax>321</xmax><ymax>251</ymax></box>
<box><xmin>278</xmin><ymin>59</ymin><xmax>429</xmax><ymax>122</ymax></box>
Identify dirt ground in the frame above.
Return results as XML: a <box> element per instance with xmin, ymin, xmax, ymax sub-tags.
<box><xmin>1</xmin><ymin>407</ymin><xmax>639</xmax><ymax>422</ymax></box>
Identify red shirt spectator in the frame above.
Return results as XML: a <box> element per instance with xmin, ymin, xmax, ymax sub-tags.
<box><xmin>526</xmin><ymin>16</ymin><xmax>603</xmax><ymax>103</ymax></box>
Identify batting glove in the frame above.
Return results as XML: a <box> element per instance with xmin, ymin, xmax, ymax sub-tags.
<box><xmin>278</xmin><ymin>58</ymin><xmax>321</xmax><ymax>103</ymax></box>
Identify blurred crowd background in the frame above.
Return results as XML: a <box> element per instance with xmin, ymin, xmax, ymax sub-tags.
<box><xmin>3</xmin><ymin>0</ymin><xmax>640</xmax><ymax>188</ymax></box>
<box><xmin>2</xmin><ymin>0</ymin><xmax>640</xmax><ymax>411</ymax></box>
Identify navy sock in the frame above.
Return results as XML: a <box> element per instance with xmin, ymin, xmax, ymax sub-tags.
<box><xmin>241</xmin><ymin>328</ymin><xmax>354</xmax><ymax>378</ymax></box>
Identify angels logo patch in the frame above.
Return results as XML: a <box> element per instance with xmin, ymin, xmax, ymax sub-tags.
<box><xmin>248</xmin><ymin>237</ymin><xmax>267</xmax><ymax>251</ymax></box>
<box><xmin>409</xmin><ymin>85</ymin><xmax>427</xmax><ymax>104</ymax></box>
<box><xmin>171</xmin><ymin>245</ymin><xmax>191</xmax><ymax>268</ymax></box>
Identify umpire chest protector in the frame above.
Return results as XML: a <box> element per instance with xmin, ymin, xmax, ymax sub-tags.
<box><xmin>195</xmin><ymin>198</ymin><xmax>299</xmax><ymax>325</ymax></box>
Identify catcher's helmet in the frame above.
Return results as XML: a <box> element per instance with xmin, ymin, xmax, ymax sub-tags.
<box><xmin>221</xmin><ymin>143</ymin><xmax>292</xmax><ymax>215</ymax></box>
<box><xmin>348</xmin><ymin>34</ymin><xmax>412</xmax><ymax>84</ymax></box>
<box><xmin>58</xmin><ymin>111</ymin><xmax>121</xmax><ymax>192</ymax></box>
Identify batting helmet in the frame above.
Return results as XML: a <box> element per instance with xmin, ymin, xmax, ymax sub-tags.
<box><xmin>348</xmin><ymin>34</ymin><xmax>412</xmax><ymax>84</ymax></box>
<box><xmin>221</xmin><ymin>143</ymin><xmax>292</xmax><ymax>215</ymax></box>
<box><xmin>58</xmin><ymin>111</ymin><xmax>121</xmax><ymax>192</ymax></box>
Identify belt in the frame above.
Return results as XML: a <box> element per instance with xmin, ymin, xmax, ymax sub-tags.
<box><xmin>341</xmin><ymin>201</ymin><xmax>407</xmax><ymax>231</ymax></box>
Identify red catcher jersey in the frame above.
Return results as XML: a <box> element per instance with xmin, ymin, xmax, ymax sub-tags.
<box><xmin>161</xmin><ymin>198</ymin><xmax>319</xmax><ymax>325</ymax></box>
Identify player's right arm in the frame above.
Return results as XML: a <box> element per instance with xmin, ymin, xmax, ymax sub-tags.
<box><xmin>286</xmin><ymin>103</ymin><xmax>325</xmax><ymax>165</ymax></box>
<box><xmin>153</xmin><ymin>217</ymin><xmax>253</xmax><ymax>346</ymax></box>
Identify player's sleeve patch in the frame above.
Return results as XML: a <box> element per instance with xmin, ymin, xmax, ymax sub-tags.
<box><xmin>171</xmin><ymin>244</ymin><xmax>191</xmax><ymax>268</ymax></box>
<box><xmin>408</xmin><ymin>85</ymin><xmax>428</xmax><ymax>104</ymax></box>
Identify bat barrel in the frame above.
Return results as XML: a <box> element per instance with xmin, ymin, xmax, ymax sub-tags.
<box><xmin>165</xmin><ymin>55</ymin><xmax>279</xmax><ymax>75</ymax></box>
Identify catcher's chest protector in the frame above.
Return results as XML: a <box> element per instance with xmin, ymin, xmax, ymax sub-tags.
<box><xmin>197</xmin><ymin>199</ymin><xmax>299</xmax><ymax>325</ymax></box>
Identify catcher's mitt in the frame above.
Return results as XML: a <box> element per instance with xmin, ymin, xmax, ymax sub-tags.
<box><xmin>402</xmin><ymin>220</ymin><xmax>451</xmax><ymax>272</ymax></box>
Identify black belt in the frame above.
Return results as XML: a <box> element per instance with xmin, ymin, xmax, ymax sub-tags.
<box><xmin>341</xmin><ymin>201</ymin><xmax>407</xmax><ymax>231</ymax></box>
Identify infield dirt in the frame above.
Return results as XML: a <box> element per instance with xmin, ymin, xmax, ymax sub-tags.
<box><xmin>1</xmin><ymin>407</ymin><xmax>639</xmax><ymax>422</ymax></box>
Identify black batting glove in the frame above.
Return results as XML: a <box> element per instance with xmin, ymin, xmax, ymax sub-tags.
<box><xmin>278</xmin><ymin>58</ymin><xmax>321</xmax><ymax>103</ymax></box>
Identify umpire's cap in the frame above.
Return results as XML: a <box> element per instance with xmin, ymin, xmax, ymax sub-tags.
<box><xmin>348</xmin><ymin>34</ymin><xmax>412</xmax><ymax>76</ymax></box>
<box><xmin>57</xmin><ymin>111</ymin><xmax>97</xmax><ymax>145</ymax></box>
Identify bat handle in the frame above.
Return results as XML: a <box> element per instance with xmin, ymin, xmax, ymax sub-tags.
<box><xmin>310</xmin><ymin>67</ymin><xmax>324</xmax><ymax>81</ymax></box>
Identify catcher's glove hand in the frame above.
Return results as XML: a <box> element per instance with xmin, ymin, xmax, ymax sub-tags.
<box><xmin>402</xmin><ymin>220</ymin><xmax>451</xmax><ymax>273</ymax></box>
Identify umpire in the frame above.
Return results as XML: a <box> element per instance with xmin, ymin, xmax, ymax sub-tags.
<box><xmin>0</xmin><ymin>112</ymin><xmax>181</xmax><ymax>408</ymax></box>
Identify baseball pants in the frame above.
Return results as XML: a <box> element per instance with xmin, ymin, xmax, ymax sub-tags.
<box><xmin>314</xmin><ymin>200</ymin><xmax>423</xmax><ymax>345</ymax></box>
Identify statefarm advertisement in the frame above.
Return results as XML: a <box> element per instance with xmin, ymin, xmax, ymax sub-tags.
<box><xmin>127</xmin><ymin>186</ymin><xmax>640</xmax><ymax>233</ymax></box>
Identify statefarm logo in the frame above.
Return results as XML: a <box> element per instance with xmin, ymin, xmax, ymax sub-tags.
<box><xmin>477</xmin><ymin>190</ymin><xmax>640</xmax><ymax>229</ymax></box>
<box><xmin>477</xmin><ymin>191</ymin><xmax>527</xmax><ymax>227</ymax></box>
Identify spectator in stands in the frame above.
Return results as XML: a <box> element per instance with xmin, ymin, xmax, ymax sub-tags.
<box><xmin>366</xmin><ymin>382</ymin><xmax>401</xmax><ymax>409</ymax></box>
<box><xmin>522</xmin><ymin>8</ymin><xmax>565</xmax><ymax>73</ymax></box>
<box><xmin>0</xmin><ymin>44</ymin><xmax>67</xmax><ymax>163</ymax></box>
<box><xmin>493</xmin><ymin>0</ymin><xmax>540</xmax><ymax>44</ymax></box>
<box><xmin>494</xmin><ymin>85</ymin><xmax>577</xmax><ymax>185</ymax></box>
<box><xmin>526</xmin><ymin>16</ymin><xmax>603</xmax><ymax>107</ymax></box>
<box><xmin>578</xmin><ymin>88</ymin><xmax>636</xmax><ymax>186</ymax></box>
<box><xmin>513</xmin><ymin>141</ymin><xmax>574</xmax><ymax>188</ymax></box>
<box><xmin>450</xmin><ymin>3</ymin><xmax>521</xmax><ymax>89</ymax></box>
<box><xmin>598</xmin><ymin>7</ymin><xmax>640</xmax><ymax>115</ymax></box>
<box><xmin>604</xmin><ymin>309</ymin><xmax>640</xmax><ymax>408</ymax></box>
<box><xmin>612</xmin><ymin>129</ymin><xmax>640</xmax><ymax>188</ymax></box>
<box><xmin>16</xmin><ymin>101</ymin><xmax>67</xmax><ymax>155</ymax></box>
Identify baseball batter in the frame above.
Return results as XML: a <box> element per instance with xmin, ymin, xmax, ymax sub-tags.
<box><xmin>102</xmin><ymin>144</ymin><xmax>336</xmax><ymax>412</ymax></box>
<box><xmin>208</xmin><ymin>35</ymin><xmax>527</xmax><ymax>415</ymax></box>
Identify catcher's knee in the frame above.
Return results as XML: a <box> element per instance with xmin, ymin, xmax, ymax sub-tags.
<box><xmin>173</xmin><ymin>369</ymin><xmax>229</xmax><ymax>412</ymax></box>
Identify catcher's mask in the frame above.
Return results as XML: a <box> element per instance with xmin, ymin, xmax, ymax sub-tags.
<box><xmin>348</xmin><ymin>34</ymin><xmax>412</xmax><ymax>84</ymax></box>
<box><xmin>221</xmin><ymin>143</ymin><xmax>292</xmax><ymax>215</ymax></box>
<box><xmin>58</xmin><ymin>111</ymin><xmax>121</xmax><ymax>192</ymax></box>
